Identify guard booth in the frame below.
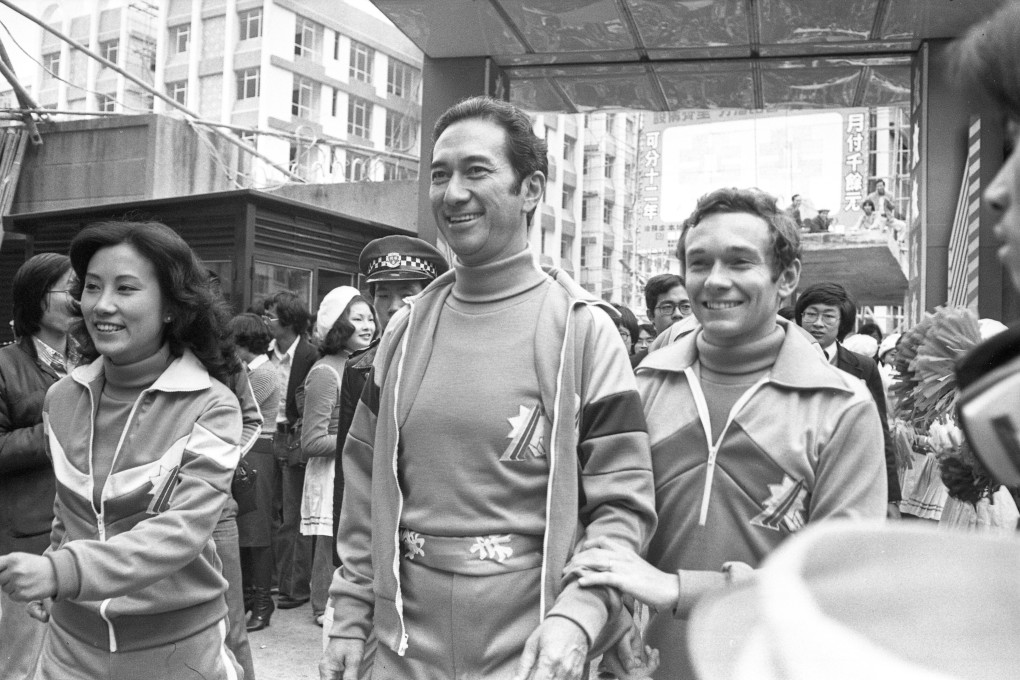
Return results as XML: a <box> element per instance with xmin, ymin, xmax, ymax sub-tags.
<box><xmin>0</xmin><ymin>189</ymin><xmax>410</xmax><ymax>344</ymax></box>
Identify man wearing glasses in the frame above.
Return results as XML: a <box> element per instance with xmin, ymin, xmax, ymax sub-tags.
<box><xmin>795</xmin><ymin>282</ymin><xmax>901</xmax><ymax>518</ymax></box>
<box><xmin>644</xmin><ymin>273</ymin><xmax>691</xmax><ymax>335</ymax></box>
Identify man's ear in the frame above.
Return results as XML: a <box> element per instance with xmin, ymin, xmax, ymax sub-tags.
<box><xmin>776</xmin><ymin>258</ymin><xmax>801</xmax><ymax>299</ymax></box>
<box><xmin>521</xmin><ymin>171</ymin><xmax>546</xmax><ymax>213</ymax></box>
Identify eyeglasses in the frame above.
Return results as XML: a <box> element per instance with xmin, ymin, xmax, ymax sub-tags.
<box><xmin>801</xmin><ymin>311</ymin><xmax>840</xmax><ymax>325</ymax></box>
<box><xmin>655</xmin><ymin>302</ymin><xmax>692</xmax><ymax>316</ymax></box>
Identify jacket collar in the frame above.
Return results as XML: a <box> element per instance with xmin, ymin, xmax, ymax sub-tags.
<box><xmin>639</xmin><ymin>317</ymin><xmax>852</xmax><ymax>392</ymax></box>
<box><xmin>71</xmin><ymin>348</ymin><xmax>211</xmax><ymax>392</ymax></box>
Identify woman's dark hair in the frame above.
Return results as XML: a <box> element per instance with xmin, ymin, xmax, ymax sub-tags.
<box><xmin>230</xmin><ymin>313</ymin><xmax>272</xmax><ymax>355</ymax></box>
<box><xmin>638</xmin><ymin>323</ymin><xmax>656</xmax><ymax>338</ymax></box>
<box><xmin>12</xmin><ymin>252</ymin><xmax>73</xmax><ymax>341</ymax></box>
<box><xmin>794</xmin><ymin>282</ymin><xmax>857</xmax><ymax>341</ymax></box>
<box><xmin>69</xmin><ymin>220</ymin><xmax>237</xmax><ymax>382</ymax></box>
<box><xmin>268</xmin><ymin>291</ymin><xmax>310</xmax><ymax>336</ymax></box>
<box><xmin>611</xmin><ymin>303</ymin><xmax>640</xmax><ymax>348</ymax></box>
<box><xmin>861</xmin><ymin>199</ymin><xmax>875</xmax><ymax>211</ymax></box>
<box><xmin>858</xmin><ymin>321</ymin><xmax>883</xmax><ymax>343</ymax></box>
<box><xmin>319</xmin><ymin>296</ymin><xmax>376</xmax><ymax>357</ymax></box>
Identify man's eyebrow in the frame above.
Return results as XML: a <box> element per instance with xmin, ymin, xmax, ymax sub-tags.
<box><xmin>430</xmin><ymin>153</ymin><xmax>495</xmax><ymax>169</ymax></box>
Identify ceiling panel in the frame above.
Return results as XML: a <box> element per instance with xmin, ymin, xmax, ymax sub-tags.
<box><xmin>550</xmin><ymin>65</ymin><xmax>662</xmax><ymax>110</ymax></box>
<box><xmin>861</xmin><ymin>65</ymin><xmax>912</xmax><ymax>107</ymax></box>
<box><xmin>757</xmin><ymin>0</ymin><xmax>881</xmax><ymax>44</ymax></box>
<box><xmin>509</xmin><ymin>78</ymin><xmax>569</xmax><ymax>111</ymax></box>
<box><xmin>371</xmin><ymin>0</ymin><xmax>525</xmax><ymax>57</ymax></box>
<box><xmin>494</xmin><ymin>0</ymin><xmax>634</xmax><ymax>53</ymax></box>
<box><xmin>760</xmin><ymin>61</ymin><xmax>863</xmax><ymax>109</ymax></box>
<box><xmin>628</xmin><ymin>0</ymin><xmax>750</xmax><ymax>48</ymax></box>
<box><xmin>654</xmin><ymin>63</ymin><xmax>755</xmax><ymax>109</ymax></box>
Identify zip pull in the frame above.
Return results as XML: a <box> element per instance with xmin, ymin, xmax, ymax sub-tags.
<box><xmin>96</xmin><ymin>512</ymin><xmax>106</xmax><ymax>541</ymax></box>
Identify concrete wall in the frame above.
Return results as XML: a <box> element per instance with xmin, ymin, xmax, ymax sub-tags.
<box><xmin>272</xmin><ymin>179</ymin><xmax>417</xmax><ymax>234</ymax></box>
<box><xmin>11</xmin><ymin>114</ymin><xmax>246</xmax><ymax>214</ymax></box>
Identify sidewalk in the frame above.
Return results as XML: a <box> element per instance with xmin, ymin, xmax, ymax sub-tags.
<box><xmin>248</xmin><ymin>600</ymin><xmax>323</xmax><ymax>680</ymax></box>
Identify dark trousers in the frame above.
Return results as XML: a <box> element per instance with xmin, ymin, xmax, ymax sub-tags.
<box><xmin>274</xmin><ymin>460</ymin><xmax>312</xmax><ymax>600</ymax></box>
<box><xmin>213</xmin><ymin>497</ymin><xmax>256</xmax><ymax>680</ymax></box>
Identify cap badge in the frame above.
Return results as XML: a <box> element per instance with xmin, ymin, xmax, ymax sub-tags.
<box><xmin>384</xmin><ymin>253</ymin><xmax>401</xmax><ymax>268</ymax></box>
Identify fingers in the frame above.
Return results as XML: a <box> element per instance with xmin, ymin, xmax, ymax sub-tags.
<box><xmin>26</xmin><ymin>600</ymin><xmax>50</xmax><ymax>623</ymax></box>
<box><xmin>342</xmin><ymin>654</ymin><xmax>362</xmax><ymax>680</ymax></box>
<box><xmin>511</xmin><ymin>628</ymin><xmax>541</xmax><ymax>680</ymax></box>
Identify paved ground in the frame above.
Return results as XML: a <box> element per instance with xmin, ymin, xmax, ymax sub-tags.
<box><xmin>248</xmin><ymin>600</ymin><xmax>324</xmax><ymax>680</ymax></box>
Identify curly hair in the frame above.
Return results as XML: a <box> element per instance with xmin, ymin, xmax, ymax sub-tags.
<box><xmin>267</xmin><ymin>291</ymin><xmax>310</xmax><ymax>336</ymax></box>
<box><xmin>230</xmin><ymin>312</ymin><xmax>272</xmax><ymax>355</ymax></box>
<box><xmin>69</xmin><ymin>220</ymin><xmax>237</xmax><ymax>383</ymax></box>
<box><xmin>319</xmin><ymin>296</ymin><xmax>376</xmax><ymax>357</ymax></box>
<box><xmin>11</xmin><ymin>252</ymin><xmax>74</xmax><ymax>341</ymax></box>
<box><xmin>677</xmin><ymin>187</ymin><xmax>801</xmax><ymax>280</ymax></box>
<box><xmin>794</xmin><ymin>282</ymin><xmax>857</xmax><ymax>342</ymax></box>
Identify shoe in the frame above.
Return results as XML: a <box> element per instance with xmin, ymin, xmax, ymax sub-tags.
<box><xmin>246</xmin><ymin>588</ymin><xmax>274</xmax><ymax>632</ymax></box>
<box><xmin>314</xmin><ymin>613</ymin><xmax>324</xmax><ymax>627</ymax></box>
<box><xmin>276</xmin><ymin>594</ymin><xmax>310</xmax><ymax>609</ymax></box>
<box><xmin>243</xmin><ymin>586</ymin><xmax>255</xmax><ymax>615</ymax></box>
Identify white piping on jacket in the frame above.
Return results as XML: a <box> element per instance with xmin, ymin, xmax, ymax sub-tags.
<box><xmin>683</xmin><ymin>367</ymin><xmax>768</xmax><ymax>526</ymax></box>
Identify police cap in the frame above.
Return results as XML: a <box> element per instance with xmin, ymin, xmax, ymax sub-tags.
<box><xmin>360</xmin><ymin>235</ymin><xmax>449</xmax><ymax>284</ymax></box>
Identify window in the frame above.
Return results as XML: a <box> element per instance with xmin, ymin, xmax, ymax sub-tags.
<box><xmin>581</xmin><ymin>199</ymin><xmax>588</xmax><ymax>221</ymax></box>
<box><xmin>167</xmin><ymin>80</ymin><xmax>187</xmax><ymax>105</ymax></box>
<box><xmin>100</xmin><ymin>39</ymin><xmax>118</xmax><ymax>65</ymax></box>
<box><xmin>603</xmin><ymin>200</ymin><xmax>613</xmax><ymax>223</ymax></box>
<box><xmin>345</xmin><ymin>151</ymin><xmax>369</xmax><ymax>181</ymax></box>
<box><xmin>42</xmin><ymin>52</ymin><xmax>60</xmax><ymax>79</ymax></box>
<box><xmin>383</xmin><ymin>161</ymin><xmax>415</xmax><ymax>180</ymax></box>
<box><xmin>170</xmin><ymin>24</ymin><xmax>190</xmax><ymax>54</ymax></box>
<box><xmin>562</xmin><ymin>187</ymin><xmax>573</xmax><ymax>210</ymax></box>
<box><xmin>294</xmin><ymin>16</ymin><xmax>319</xmax><ymax>58</ymax></box>
<box><xmin>387</xmin><ymin>58</ymin><xmax>418</xmax><ymax>98</ymax></box>
<box><xmin>239</xmin><ymin>8</ymin><xmax>262</xmax><ymax>40</ymax></box>
<box><xmin>560</xmin><ymin>239</ymin><xmax>571</xmax><ymax>261</ymax></box>
<box><xmin>384</xmin><ymin>111</ymin><xmax>416</xmax><ymax>150</ymax></box>
<box><xmin>349</xmin><ymin>40</ymin><xmax>373</xmax><ymax>83</ymax></box>
<box><xmin>98</xmin><ymin>94</ymin><xmax>116</xmax><ymax>112</ymax></box>
<box><xmin>605</xmin><ymin>155</ymin><xmax>615</xmax><ymax>179</ymax></box>
<box><xmin>583</xmin><ymin>155</ymin><xmax>591</xmax><ymax>176</ymax></box>
<box><xmin>238</xmin><ymin>130</ymin><xmax>256</xmax><ymax>146</ymax></box>
<box><xmin>291</xmin><ymin>76</ymin><xmax>313</xmax><ymax>118</ymax></box>
<box><xmin>333</xmin><ymin>33</ymin><xmax>341</xmax><ymax>61</ymax></box>
<box><xmin>348</xmin><ymin>96</ymin><xmax>371</xmax><ymax>138</ymax></box>
<box><xmin>331</xmin><ymin>88</ymin><xmax>339</xmax><ymax>117</ymax></box>
<box><xmin>563</xmin><ymin>136</ymin><xmax>575</xmax><ymax>162</ymax></box>
<box><xmin>602</xmin><ymin>247</ymin><xmax>611</xmax><ymax>270</ymax></box>
<box><xmin>580</xmin><ymin>246</ymin><xmax>587</xmax><ymax>268</ymax></box>
<box><xmin>253</xmin><ymin>261</ymin><xmax>312</xmax><ymax>309</ymax></box>
<box><xmin>236</xmin><ymin>67</ymin><xmax>260</xmax><ymax>99</ymax></box>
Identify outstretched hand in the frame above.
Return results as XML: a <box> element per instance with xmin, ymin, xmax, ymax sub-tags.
<box><xmin>0</xmin><ymin>553</ymin><xmax>57</xmax><ymax>602</ymax></box>
<box><xmin>562</xmin><ymin>536</ymin><xmax>679</xmax><ymax>611</ymax></box>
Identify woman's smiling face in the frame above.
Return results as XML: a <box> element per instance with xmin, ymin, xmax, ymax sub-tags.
<box><xmin>81</xmin><ymin>243</ymin><xmax>168</xmax><ymax>365</ymax></box>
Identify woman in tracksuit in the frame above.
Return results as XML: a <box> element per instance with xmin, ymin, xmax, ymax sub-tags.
<box><xmin>0</xmin><ymin>221</ymin><xmax>243</xmax><ymax>680</ymax></box>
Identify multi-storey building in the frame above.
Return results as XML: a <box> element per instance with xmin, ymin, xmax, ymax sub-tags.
<box><xmin>6</xmin><ymin>0</ymin><xmax>423</xmax><ymax>186</ymax></box>
<box><xmin>529</xmin><ymin>111</ymin><xmax>640</xmax><ymax>309</ymax></box>
<box><xmin>154</xmin><ymin>0</ymin><xmax>423</xmax><ymax>184</ymax></box>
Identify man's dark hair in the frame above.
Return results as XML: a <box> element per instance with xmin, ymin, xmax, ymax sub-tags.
<box><xmin>875</xmin><ymin>179</ymin><xmax>886</xmax><ymax>188</ymax></box>
<box><xmin>230</xmin><ymin>312</ymin><xmax>272</xmax><ymax>355</ymax></box>
<box><xmin>267</xmin><ymin>291</ymin><xmax>310</xmax><ymax>336</ymax></box>
<box><xmin>777</xmin><ymin>305</ymin><xmax>796</xmax><ymax>321</ymax></box>
<box><xmin>643</xmin><ymin>273</ymin><xmax>685</xmax><ymax>315</ymax></box>
<box><xmin>12</xmin><ymin>252</ymin><xmax>73</xmax><ymax>341</ymax></box>
<box><xmin>794</xmin><ymin>282</ymin><xmax>857</xmax><ymax>341</ymax></box>
<box><xmin>858</xmin><ymin>321</ymin><xmax>883</xmax><ymax>342</ymax></box>
<box><xmin>677</xmin><ymin>187</ymin><xmax>801</xmax><ymax>280</ymax></box>
<box><xmin>433</xmin><ymin>96</ymin><xmax>547</xmax><ymax>226</ymax></box>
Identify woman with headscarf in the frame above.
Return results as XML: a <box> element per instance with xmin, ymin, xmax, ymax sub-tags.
<box><xmin>299</xmin><ymin>287</ymin><xmax>377</xmax><ymax>626</ymax></box>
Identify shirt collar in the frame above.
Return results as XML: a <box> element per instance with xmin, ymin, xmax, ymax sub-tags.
<box><xmin>248</xmin><ymin>354</ymin><xmax>270</xmax><ymax>371</ymax></box>
<box><xmin>271</xmin><ymin>335</ymin><xmax>300</xmax><ymax>361</ymax></box>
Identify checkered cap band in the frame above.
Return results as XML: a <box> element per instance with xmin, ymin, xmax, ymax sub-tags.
<box><xmin>367</xmin><ymin>254</ymin><xmax>439</xmax><ymax>280</ymax></box>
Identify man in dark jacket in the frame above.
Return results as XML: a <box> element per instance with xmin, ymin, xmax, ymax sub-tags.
<box><xmin>263</xmin><ymin>291</ymin><xmax>318</xmax><ymax>609</ymax></box>
<box><xmin>330</xmin><ymin>235</ymin><xmax>449</xmax><ymax>564</ymax></box>
<box><xmin>795</xmin><ymin>282</ymin><xmax>901</xmax><ymax>517</ymax></box>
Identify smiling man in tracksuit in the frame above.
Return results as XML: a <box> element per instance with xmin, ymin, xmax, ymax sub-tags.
<box><xmin>633</xmin><ymin>188</ymin><xmax>886</xmax><ymax>678</ymax></box>
<box><xmin>320</xmin><ymin>96</ymin><xmax>656</xmax><ymax>680</ymax></box>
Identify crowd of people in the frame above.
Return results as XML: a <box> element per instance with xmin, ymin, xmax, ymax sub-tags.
<box><xmin>1</xmin><ymin>3</ymin><xmax>1020</xmax><ymax>678</ymax></box>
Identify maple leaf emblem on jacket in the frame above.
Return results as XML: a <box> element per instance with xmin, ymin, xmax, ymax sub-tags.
<box><xmin>501</xmin><ymin>403</ymin><xmax>549</xmax><ymax>462</ymax></box>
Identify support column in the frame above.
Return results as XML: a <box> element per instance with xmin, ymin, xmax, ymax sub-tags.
<box><xmin>913</xmin><ymin>39</ymin><xmax>1016</xmax><ymax>323</ymax></box>
<box><xmin>416</xmin><ymin>56</ymin><xmax>507</xmax><ymax>244</ymax></box>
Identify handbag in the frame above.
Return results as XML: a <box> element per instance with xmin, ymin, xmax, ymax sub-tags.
<box><xmin>231</xmin><ymin>457</ymin><xmax>259</xmax><ymax>517</ymax></box>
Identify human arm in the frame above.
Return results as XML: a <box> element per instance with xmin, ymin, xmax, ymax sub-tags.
<box><xmin>300</xmin><ymin>364</ymin><xmax>341</xmax><ymax>458</ymax></box>
<box><xmin>810</xmin><ymin>393</ymin><xmax>887</xmax><ymax>521</ymax></box>
<box><xmin>544</xmin><ymin>308</ymin><xmax>657</xmax><ymax>654</ymax></box>
<box><xmin>325</xmin><ymin>369</ymin><xmax>378</xmax><ymax>645</ymax></box>
<box><xmin>862</xmin><ymin>361</ymin><xmax>902</xmax><ymax>511</ymax></box>
<box><xmin>44</xmin><ymin>399</ymin><xmax>242</xmax><ymax>601</ymax></box>
<box><xmin>230</xmin><ymin>369</ymin><xmax>263</xmax><ymax>456</ymax></box>
<box><xmin>0</xmin><ymin>355</ymin><xmax>51</xmax><ymax>476</ymax></box>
